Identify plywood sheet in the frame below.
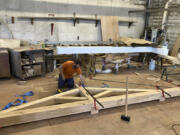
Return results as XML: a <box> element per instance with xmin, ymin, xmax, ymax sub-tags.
<box><xmin>160</xmin><ymin>55</ymin><xmax>180</xmax><ymax>65</ymax></box>
<box><xmin>171</xmin><ymin>33</ymin><xmax>180</xmax><ymax>57</ymax></box>
<box><xmin>0</xmin><ymin>39</ymin><xmax>20</xmax><ymax>49</ymax></box>
<box><xmin>100</xmin><ymin>16</ymin><xmax>120</xmax><ymax>41</ymax></box>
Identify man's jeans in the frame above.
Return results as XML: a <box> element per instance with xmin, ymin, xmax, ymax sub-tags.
<box><xmin>58</xmin><ymin>75</ymin><xmax>74</xmax><ymax>89</ymax></box>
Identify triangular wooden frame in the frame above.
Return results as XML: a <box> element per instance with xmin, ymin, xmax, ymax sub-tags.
<box><xmin>0</xmin><ymin>86</ymin><xmax>179</xmax><ymax>127</ymax></box>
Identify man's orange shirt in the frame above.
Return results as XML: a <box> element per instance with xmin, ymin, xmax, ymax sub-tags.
<box><xmin>62</xmin><ymin>61</ymin><xmax>81</xmax><ymax>79</ymax></box>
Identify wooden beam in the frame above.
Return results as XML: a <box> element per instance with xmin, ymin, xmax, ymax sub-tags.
<box><xmin>75</xmin><ymin>85</ymin><xmax>100</xmax><ymax>114</ymax></box>
<box><xmin>76</xmin><ymin>85</ymin><xmax>94</xmax><ymax>103</ymax></box>
<box><xmin>94</xmin><ymin>91</ymin><xmax>112</xmax><ymax>98</ymax></box>
<box><xmin>55</xmin><ymin>96</ymin><xmax>87</xmax><ymax>104</ymax></box>
<box><xmin>87</xmin><ymin>87</ymin><xmax>156</xmax><ymax>94</ymax></box>
<box><xmin>0</xmin><ymin>87</ymin><xmax>179</xmax><ymax>127</ymax></box>
<box><xmin>0</xmin><ymin>100</ymin><xmax>91</xmax><ymax>127</ymax></box>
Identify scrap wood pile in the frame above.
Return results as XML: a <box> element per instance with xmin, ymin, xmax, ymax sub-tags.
<box><xmin>79</xmin><ymin>53</ymin><xmax>134</xmax><ymax>76</ymax></box>
<box><xmin>119</xmin><ymin>37</ymin><xmax>154</xmax><ymax>47</ymax></box>
<box><xmin>101</xmin><ymin>54</ymin><xmax>130</xmax><ymax>68</ymax></box>
<box><xmin>99</xmin><ymin>54</ymin><xmax>141</xmax><ymax>70</ymax></box>
<box><xmin>104</xmin><ymin>54</ymin><xmax>129</xmax><ymax>63</ymax></box>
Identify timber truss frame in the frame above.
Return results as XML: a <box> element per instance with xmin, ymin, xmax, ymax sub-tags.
<box><xmin>0</xmin><ymin>86</ymin><xmax>180</xmax><ymax>127</ymax></box>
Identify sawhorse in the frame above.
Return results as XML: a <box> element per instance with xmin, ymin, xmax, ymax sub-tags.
<box><xmin>161</xmin><ymin>65</ymin><xmax>180</xmax><ymax>81</ymax></box>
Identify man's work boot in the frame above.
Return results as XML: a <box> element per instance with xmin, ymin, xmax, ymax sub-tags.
<box><xmin>57</xmin><ymin>89</ymin><xmax>63</xmax><ymax>94</ymax></box>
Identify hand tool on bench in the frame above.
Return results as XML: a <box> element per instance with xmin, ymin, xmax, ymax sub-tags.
<box><xmin>121</xmin><ymin>76</ymin><xmax>131</xmax><ymax>122</ymax></box>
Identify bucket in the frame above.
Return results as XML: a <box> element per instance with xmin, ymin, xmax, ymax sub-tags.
<box><xmin>149</xmin><ymin>59</ymin><xmax>156</xmax><ymax>71</ymax></box>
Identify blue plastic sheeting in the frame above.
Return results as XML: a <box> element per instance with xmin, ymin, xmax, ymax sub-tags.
<box><xmin>2</xmin><ymin>91</ymin><xmax>34</xmax><ymax>110</ymax></box>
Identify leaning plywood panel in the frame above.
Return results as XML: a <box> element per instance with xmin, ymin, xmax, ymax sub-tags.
<box><xmin>171</xmin><ymin>33</ymin><xmax>180</xmax><ymax>57</ymax></box>
<box><xmin>100</xmin><ymin>16</ymin><xmax>120</xmax><ymax>42</ymax></box>
<box><xmin>0</xmin><ymin>39</ymin><xmax>20</xmax><ymax>49</ymax></box>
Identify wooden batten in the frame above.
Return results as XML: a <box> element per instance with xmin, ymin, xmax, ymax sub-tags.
<box><xmin>94</xmin><ymin>91</ymin><xmax>112</xmax><ymax>98</ymax></box>
<box><xmin>55</xmin><ymin>96</ymin><xmax>87</xmax><ymax>104</ymax></box>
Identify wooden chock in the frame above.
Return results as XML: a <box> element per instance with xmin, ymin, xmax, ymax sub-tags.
<box><xmin>159</xmin><ymin>96</ymin><xmax>166</xmax><ymax>102</ymax></box>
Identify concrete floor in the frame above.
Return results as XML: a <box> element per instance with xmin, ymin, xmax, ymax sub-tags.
<box><xmin>0</xmin><ymin>69</ymin><xmax>180</xmax><ymax>135</ymax></box>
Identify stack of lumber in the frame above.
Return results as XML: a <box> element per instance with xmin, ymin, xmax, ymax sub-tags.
<box><xmin>46</xmin><ymin>38</ymin><xmax>154</xmax><ymax>47</ymax></box>
<box><xmin>46</xmin><ymin>41</ymin><xmax>124</xmax><ymax>47</ymax></box>
<box><xmin>51</xmin><ymin>38</ymin><xmax>153</xmax><ymax>47</ymax></box>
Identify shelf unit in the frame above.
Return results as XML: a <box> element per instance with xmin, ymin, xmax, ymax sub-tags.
<box><xmin>10</xmin><ymin>48</ymin><xmax>46</xmax><ymax>80</ymax></box>
<box><xmin>18</xmin><ymin>15</ymin><xmax>135</xmax><ymax>28</ymax></box>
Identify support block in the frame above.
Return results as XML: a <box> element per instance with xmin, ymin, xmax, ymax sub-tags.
<box><xmin>91</xmin><ymin>107</ymin><xmax>99</xmax><ymax>115</ymax></box>
<box><xmin>159</xmin><ymin>97</ymin><xmax>166</xmax><ymax>102</ymax></box>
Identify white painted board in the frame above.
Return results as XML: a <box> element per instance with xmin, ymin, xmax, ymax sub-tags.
<box><xmin>56</xmin><ymin>46</ymin><xmax>169</xmax><ymax>56</ymax></box>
